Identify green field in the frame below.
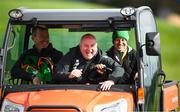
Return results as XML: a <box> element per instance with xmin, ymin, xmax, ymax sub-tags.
<box><xmin>0</xmin><ymin>0</ymin><xmax>180</xmax><ymax>109</ymax></box>
<box><xmin>157</xmin><ymin>19</ymin><xmax>180</xmax><ymax>81</ymax></box>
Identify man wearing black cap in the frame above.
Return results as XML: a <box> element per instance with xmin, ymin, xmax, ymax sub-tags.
<box><xmin>106</xmin><ymin>31</ymin><xmax>137</xmax><ymax>84</ymax></box>
<box><xmin>11</xmin><ymin>25</ymin><xmax>63</xmax><ymax>85</ymax></box>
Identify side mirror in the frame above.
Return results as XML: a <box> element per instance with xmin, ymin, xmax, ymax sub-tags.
<box><xmin>145</xmin><ymin>32</ymin><xmax>160</xmax><ymax>56</ymax></box>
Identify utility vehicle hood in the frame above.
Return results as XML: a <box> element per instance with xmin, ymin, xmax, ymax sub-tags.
<box><xmin>4</xmin><ymin>89</ymin><xmax>134</xmax><ymax>111</ymax></box>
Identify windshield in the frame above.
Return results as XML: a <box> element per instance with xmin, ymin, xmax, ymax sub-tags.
<box><xmin>4</xmin><ymin>24</ymin><xmax>136</xmax><ymax>86</ymax></box>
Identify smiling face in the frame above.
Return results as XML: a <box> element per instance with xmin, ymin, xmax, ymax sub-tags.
<box><xmin>80</xmin><ymin>34</ymin><xmax>97</xmax><ymax>60</ymax></box>
<box><xmin>114</xmin><ymin>38</ymin><xmax>128</xmax><ymax>52</ymax></box>
<box><xmin>32</xmin><ymin>28</ymin><xmax>49</xmax><ymax>52</ymax></box>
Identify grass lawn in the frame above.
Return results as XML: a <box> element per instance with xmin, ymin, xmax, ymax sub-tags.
<box><xmin>157</xmin><ymin>19</ymin><xmax>180</xmax><ymax>81</ymax></box>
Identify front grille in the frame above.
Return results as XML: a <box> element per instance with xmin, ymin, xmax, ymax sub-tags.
<box><xmin>26</xmin><ymin>105</ymin><xmax>82</xmax><ymax>112</ymax></box>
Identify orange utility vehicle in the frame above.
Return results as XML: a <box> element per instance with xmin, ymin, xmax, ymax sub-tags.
<box><xmin>0</xmin><ymin>6</ymin><xmax>179</xmax><ymax>111</ymax></box>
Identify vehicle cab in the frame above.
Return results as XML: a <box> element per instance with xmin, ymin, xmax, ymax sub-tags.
<box><xmin>0</xmin><ymin>6</ymin><xmax>179</xmax><ymax>111</ymax></box>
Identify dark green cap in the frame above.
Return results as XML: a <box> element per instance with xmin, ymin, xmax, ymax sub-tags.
<box><xmin>112</xmin><ymin>31</ymin><xmax>129</xmax><ymax>42</ymax></box>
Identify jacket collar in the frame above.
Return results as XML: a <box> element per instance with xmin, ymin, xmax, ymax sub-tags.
<box><xmin>32</xmin><ymin>43</ymin><xmax>53</xmax><ymax>56</ymax></box>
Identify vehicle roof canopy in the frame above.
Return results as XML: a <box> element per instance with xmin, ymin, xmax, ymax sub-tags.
<box><xmin>9</xmin><ymin>8</ymin><xmax>139</xmax><ymax>31</ymax></box>
<box><xmin>17</xmin><ymin>9</ymin><xmax>134</xmax><ymax>21</ymax></box>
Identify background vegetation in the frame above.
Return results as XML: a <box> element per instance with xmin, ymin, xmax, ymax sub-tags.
<box><xmin>0</xmin><ymin>1</ymin><xmax>179</xmax><ymax>109</ymax></box>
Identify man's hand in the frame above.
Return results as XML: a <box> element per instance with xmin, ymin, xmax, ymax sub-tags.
<box><xmin>33</xmin><ymin>76</ymin><xmax>41</xmax><ymax>85</ymax></box>
<box><xmin>69</xmin><ymin>69</ymin><xmax>82</xmax><ymax>79</ymax></box>
<box><xmin>96</xmin><ymin>64</ymin><xmax>106</xmax><ymax>75</ymax></box>
<box><xmin>100</xmin><ymin>80</ymin><xmax>115</xmax><ymax>91</ymax></box>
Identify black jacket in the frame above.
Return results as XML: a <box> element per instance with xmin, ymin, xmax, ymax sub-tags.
<box><xmin>11</xmin><ymin>43</ymin><xmax>63</xmax><ymax>81</ymax></box>
<box><xmin>106</xmin><ymin>46</ymin><xmax>137</xmax><ymax>84</ymax></box>
<box><xmin>53</xmin><ymin>46</ymin><xmax>124</xmax><ymax>84</ymax></box>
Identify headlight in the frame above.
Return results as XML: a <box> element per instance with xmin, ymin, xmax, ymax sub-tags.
<box><xmin>120</xmin><ymin>7</ymin><xmax>135</xmax><ymax>16</ymax></box>
<box><xmin>1</xmin><ymin>99</ymin><xmax>24</xmax><ymax>112</ymax></box>
<box><xmin>8</xmin><ymin>9</ymin><xmax>23</xmax><ymax>19</ymax></box>
<box><xmin>94</xmin><ymin>98</ymin><xmax>128</xmax><ymax>112</ymax></box>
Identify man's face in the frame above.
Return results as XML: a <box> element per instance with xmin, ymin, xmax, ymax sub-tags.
<box><xmin>80</xmin><ymin>36</ymin><xmax>97</xmax><ymax>60</ymax></box>
<box><xmin>114</xmin><ymin>38</ymin><xmax>128</xmax><ymax>52</ymax></box>
<box><xmin>32</xmin><ymin>29</ymin><xmax>49</xmax><ymax>51</ymax></box>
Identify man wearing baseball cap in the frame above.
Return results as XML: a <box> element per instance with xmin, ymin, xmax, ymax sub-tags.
<box><xmin>106</xmin><ymin>31</ymin><xmax>137</xmax><ymax>84</ymax></box>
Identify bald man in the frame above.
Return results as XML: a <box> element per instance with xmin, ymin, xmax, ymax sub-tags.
<box><xmin>53</xmin><ymin>33</ymin><xmax>125</xmax><ymax>91</ymax></box>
